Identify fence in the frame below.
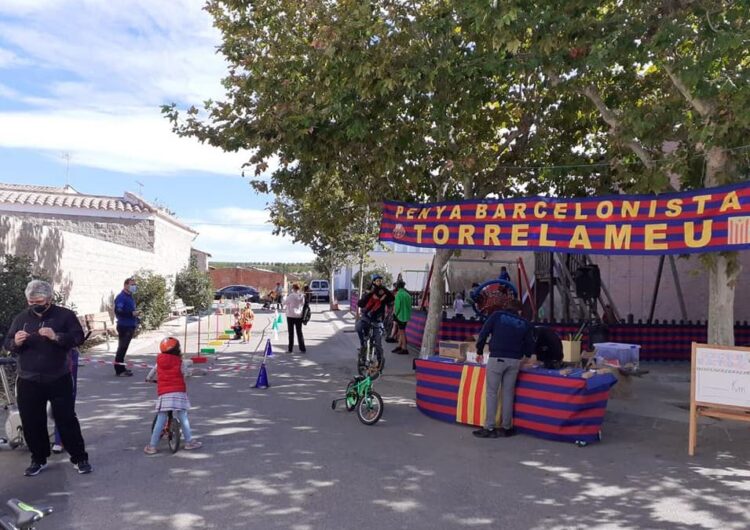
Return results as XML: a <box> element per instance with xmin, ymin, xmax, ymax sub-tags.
<box><xmin>403</xmin><ymin>311</ymin><xmax>750</xmax><ymax>362</ymax></box>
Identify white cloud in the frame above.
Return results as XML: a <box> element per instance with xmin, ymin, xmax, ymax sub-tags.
<box><xmin>0</xmin><ymin>48</ymin><xmax>23</xmax><ymax>68</ymax></box>
<box><xmin>0</xmin><ymin>0</ymin><xmax>257</xmax><ymax>175</ymax></box>
<box><xmin>188</xmin><ymin>207</ymin><xmax>314</xmax><ymax>262</ymax></box>
<box><xmin>0</xmin><ymin>109</ymin><xmax>250</xmax><ymax>175</ymax></box>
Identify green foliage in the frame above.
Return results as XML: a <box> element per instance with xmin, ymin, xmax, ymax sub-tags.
<box><xmin>352</xmin><ymin>269</ymin><xmax>393</xmax><ymax>292</ymax></box>
<box><xmin>0</xmin><ymin>255</ymin><xmax>34</xmax><ymax>343</ymax></box>
<box><xmin>174</xmin><ymin>258</ymin><xmax>213</xmax><ymax>312</ymax></box>
<box><xmin>132</xmin><ymin>270</ymin><xmax>171</xmax><ymax>331</ymax></box>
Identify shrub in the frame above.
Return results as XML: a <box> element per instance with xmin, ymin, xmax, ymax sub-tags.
<box><xmin>0</xmin><ymin>255</ymin><xmax>35</xmax><ymax>344</ymax></box>
<box><xmin>174</xmin><ymin>258</ymin><xmax>213</xmax><ymax>312</ymax></box>
<box><xmin>132</xmin><ymin>270</ymin><xmax>171</xmax><ymax>330</ymax></box>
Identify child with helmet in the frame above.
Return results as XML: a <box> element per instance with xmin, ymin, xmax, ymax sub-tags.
<box><xmin>144</xmin><ymin>336</ymin><xmax>202</xmax><ymax>454</ymax></box>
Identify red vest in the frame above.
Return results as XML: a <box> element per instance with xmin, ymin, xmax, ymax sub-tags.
<box><xmin>157</xmin><ymin>354</ymin><xmax>186</xmax><ymax>395</ymax></box>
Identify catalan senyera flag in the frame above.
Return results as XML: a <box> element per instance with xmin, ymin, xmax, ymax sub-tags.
<box><xmin>456</xmin><ymin>364</ymin><xmax>501</xmax><ymax>427</ymax></box>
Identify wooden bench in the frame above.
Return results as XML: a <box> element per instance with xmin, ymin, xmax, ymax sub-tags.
<box><xmin>84</xmin><ymin>311</ymin><xmax>118</xmax><ymax>350</ymax></box>
<box><xmin>171</xmin><ymin>298</ymin><xmax>194</xmax><ymax>317</ymax></box>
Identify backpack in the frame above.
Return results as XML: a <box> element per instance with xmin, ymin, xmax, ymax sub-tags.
<box><xmin>301</xmin><ymin>303</ymin><xmax>311</xmax><ymax>325</ymax></box>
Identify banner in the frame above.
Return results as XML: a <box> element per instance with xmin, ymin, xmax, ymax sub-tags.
<box><xmin>379</xmin><ymin>182</ymin><xmax>750</xmax><ymax>255</ymax></box>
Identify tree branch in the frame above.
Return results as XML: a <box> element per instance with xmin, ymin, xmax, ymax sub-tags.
<box><xmin>663</xmin><ymin>64</ymin><xmax>715</xmax><ymax>118</ymax></box>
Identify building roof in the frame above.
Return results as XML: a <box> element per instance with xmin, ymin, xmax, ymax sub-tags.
<box><xmin>0</xmin><ymin>182</ymin><xmax>197</xmax><ymax>234</ymax></box>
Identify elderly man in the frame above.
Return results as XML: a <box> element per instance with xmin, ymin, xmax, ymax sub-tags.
<box><xmin>3</xmin><ymin>280</ymin><xmax>93</xmax><ymax>476</ymax></box>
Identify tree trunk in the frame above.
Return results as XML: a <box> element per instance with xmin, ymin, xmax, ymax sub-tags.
<box><xmin>329</xmin><ymin>267</ymin><xmax>338</xmax><ymax>311</ymax></box>
<box><xmin>420</xmin><ymin>248</ymin><xmax>453</xmax><ymax>359</ymax></box>
<box><xmin>705</xmin><ymin>146</ymin><xmax>739</xmax><ymax>345</ymax></box>
<box><xmin>356</xmin><ymin>253</ymin><xmax>365</xmax><ymax>317</ymax></box>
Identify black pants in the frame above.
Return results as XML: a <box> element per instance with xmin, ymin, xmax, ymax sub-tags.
<box><xmin>17</xmin><ymin>375</ymin><xmax>88</xmax><ymax>465</ymax></box>
<box><xmin>115</xmin><ymin>325</ymin><xmax>135</xmax><ymax>374</ymax></box>
<box><xmin>287</xmin><ymin>317</ymin><xmax>306</xmax><ymax>352</ymax></box>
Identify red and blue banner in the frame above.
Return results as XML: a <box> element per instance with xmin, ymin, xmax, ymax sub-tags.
<box><xmin>380</xmin><ymin>182</ymin><xmax>750</xmax><ymax>255</ymax></box>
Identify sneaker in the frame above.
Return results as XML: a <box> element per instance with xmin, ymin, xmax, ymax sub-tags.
<box><xmin>385</xmin><ymin>337</ymin><xmax>398</xmax><ymax>343</ymax></box>
<box><xmin>116</xmin><ymin>370</ymin><xmax>134</xmax><ymax>377</ymax></box>
<box><xmin>74</xmin><ymin>460</ymin><xmax>93</xmax><ymax>474</ymax></box>
<box><xmin>143</xmin><ymin>445</ymin><xmax>158</xmax><ymax>455</ymax></box>
<box><xmin>472</xmin><ymin>428</ymin><xmax>499</xmax><ymax>439</ymax></box>
<box><xmin>24</xmin><ymin>461</ymin><xmax>47</xmax><ymax>477</ymax></box>
<box><xmin>184</xmin><ymin>440</ymin><xmax>202</xmax><ymax>450</ymax></box>
<box><xmin>397</xmin><ymin>348</ymin><xmax>409</xmax><ymax>355</ymax></box>
<box><xmin>51</xmin><ymin>443</ymin><xmax>63</xmax><ymax>454</ymax></box>
<box><xmin>391</xmin><ymin>346</ymin><xmax>403</xmax><ymax>353</ymax></box>
<box><xmin>499</xmin><ymin>427</ymin><xmax>517</xmax><ymax>438</ymax></box>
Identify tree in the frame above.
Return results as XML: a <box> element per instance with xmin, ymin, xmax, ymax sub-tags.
<box><xmin>164</xmin><ymin>1</ymin><xmax>593</xmax><ymax>356</ymax></box>
<box><xmin>476</xmin><ymin>0</ymin><xmax>750</xmax><ymax>344</ymax></box>
<box><xmin>175</xmin><ymin>257</ymin><xmax>214</xmax><ymax>312</ymax></box>
<box><xmin>132</xmin><ymin>270</ymin><xmax>171</xmax><ymax>331</ymax></box>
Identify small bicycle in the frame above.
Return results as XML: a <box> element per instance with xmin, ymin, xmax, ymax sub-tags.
<box><xmin>331</xmin><ymin>374</ymin><xmax>384</xmax><ymax>425</ymax></box>
<box><xmin>357</xmin><ymin>320</ymin><xmax>385</xmax><ymax>380</ymax></box>
<box><xmin>0</xmin><ymin>499</ymin><xmax>53</xmax><ymax>530</ymax></box>
<box><xmin>150</xmin><ymin>411</ymin><xmax>181</xmax><ymax>454</ymax></box>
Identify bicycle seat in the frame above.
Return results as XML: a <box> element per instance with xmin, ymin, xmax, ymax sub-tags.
<box><xmin>6</xmin><ymin>499</ymin><xmax>52</xmax><ymax>527</ymax></box>
<box><xmin>0</xmin><ymin>357</ymin><xmax>16</xmax><ymax>366</ymax></box>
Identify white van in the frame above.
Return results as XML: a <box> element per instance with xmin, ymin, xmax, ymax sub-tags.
<box><xmin>309</xmin><ymin>279</ymin><xmax>330</xmax><ymax>302</ymax></box>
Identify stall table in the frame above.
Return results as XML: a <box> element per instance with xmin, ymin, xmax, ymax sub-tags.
<box><xmin>415</xmin><ymin>356</ymin><xmax>617</xmax><ymax>444</ymax></box>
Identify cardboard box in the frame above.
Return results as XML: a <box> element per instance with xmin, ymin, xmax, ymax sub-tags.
<box><xmin>439</xmin><ymin>341</ymin><xmax>470</xmax><ymax>362</ymax></box>
<box><xmin>561</xmin><ymin>340</ymin><xmax>582</xmax><ymax>363</ymax></box>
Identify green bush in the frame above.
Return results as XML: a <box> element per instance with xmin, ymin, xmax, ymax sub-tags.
<box><xmin>132</xmin><ymin>270</ymin><xmax>171</xmax><ymax>330</ymax></box>
<box><xmin>174</xmin><ymin>258</ymin><xmax>213</xmax><ymax>312</ymax></box>
<box><xmin>0</xmin><ymin>255</ymin><xmax>35</xmax><ymax>344</ymax></box>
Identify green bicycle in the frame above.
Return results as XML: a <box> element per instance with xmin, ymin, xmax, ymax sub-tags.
<box><xmin>331</xmin><ymin>375</ymin><xmax>384</xmax><ymax>425</ymax></box>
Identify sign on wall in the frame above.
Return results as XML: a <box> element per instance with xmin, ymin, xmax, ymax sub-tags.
<box><xmin>380</xmin><ymin>182</ymin><xmax>750</xmax><ymax>255</ymax></box>
<box><xmin>689</xmin><ymin>343</ymin><xmax>750</xmax><ymax>455</ymax></box>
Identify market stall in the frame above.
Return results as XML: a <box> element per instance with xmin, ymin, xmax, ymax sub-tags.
<box><xmin>415</xmin><ymin>356</ymin><xmax>617</xmax><ymax>445</ymax></box>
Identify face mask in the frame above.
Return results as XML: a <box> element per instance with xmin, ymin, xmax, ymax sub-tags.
<box><xmin>31</xmin><ymin>303</ymin><xmax>49</xmax><ymax>314</ymax></box>
<box><xmin>128</xmin><ymin>285</ymin><xmax>137</xmax><ymax>294</ymax></box>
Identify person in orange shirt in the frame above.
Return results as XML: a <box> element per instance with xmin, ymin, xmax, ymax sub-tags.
<box><xmin>240</xmin><ymin>302</ymin><xmax>255</xmax><ymax>343</ymax></box>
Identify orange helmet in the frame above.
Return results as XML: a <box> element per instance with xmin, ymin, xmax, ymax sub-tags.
<box><xmin>159</xmin><ymin>336</ymin><xmax>181</xmax><ymax>354</ymax></box>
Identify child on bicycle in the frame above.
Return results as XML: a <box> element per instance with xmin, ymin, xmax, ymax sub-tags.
<box><xmin>144</xmin><ymin>337</ymin><xmax>202</xmax><ymax>454</ymax></box>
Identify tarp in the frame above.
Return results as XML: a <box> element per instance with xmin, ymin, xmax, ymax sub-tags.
<box><xmin>380</xmin><ymin>182</ymin><xmax>750</xmax><ymax>255</ymax></box>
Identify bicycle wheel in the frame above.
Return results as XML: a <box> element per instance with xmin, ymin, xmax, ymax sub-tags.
<box><xmin>356</xmin><ymin>390</ymin><xmax>384</xmax><ymax>425</ymax></box>
<box><xmin>168</xmin><ymin>418</ymin><xmax>181</xmax><ymax>454</ymax></box>
<box><xmin>345</xmin><ymin>379</ymin><xmax>359</xmax><ymax>411</ymax></box>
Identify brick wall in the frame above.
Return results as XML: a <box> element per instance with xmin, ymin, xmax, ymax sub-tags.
<box><xmin>210</xmin><ymin>268</ymin><xmax>285</xmax><ymax>295</ymax></box>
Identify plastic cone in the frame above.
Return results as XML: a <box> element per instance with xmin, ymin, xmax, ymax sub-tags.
<box><xmin>254</xmin><ymin>363</ymin><xmax>270</xmax><ymax>388</ymax></box>
<box><xmin>264</xmin><ymin>338</ymin><xmax>274</xmax><ymax>358</ymax></box>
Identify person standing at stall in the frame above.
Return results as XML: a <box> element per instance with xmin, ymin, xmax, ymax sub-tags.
<box><xmin>392</xmin><ymin>280</ymin><xmax>412</xmax><ymax>355</ymax></box>
<box><xmin>114</xmin><ymin>277</ymin><xmax>139</xmax><ymax>377</ymax></box>
<box><xmin>473</xmin><ymin>299</ymin><xmax>533</xmax><ymax>439</ymax></box>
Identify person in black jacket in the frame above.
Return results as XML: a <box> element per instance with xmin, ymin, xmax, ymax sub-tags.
<box><xmin>3</xmin><ymin>280</ymin><xmax>92</xmax><ymax>477</ymax></box>
<box><xmin>355</xmin><ymin>275</ymin><xmax>394</xmax><ymax>369</ymax></box>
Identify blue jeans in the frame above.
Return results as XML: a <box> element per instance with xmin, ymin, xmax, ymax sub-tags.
<box><xmin>355</xmin><ymin>317</ymin><xmax>384</xmax><ymax>362</ymax></box>
<box><xmin>149</xmin><ymin>410</ymin><xmax>192</xmax><ymax>447</ymax></box>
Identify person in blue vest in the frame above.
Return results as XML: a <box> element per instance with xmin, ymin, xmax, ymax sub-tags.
<box><xmin>473</xmin><ymin>299</ymin><xmax>534</xmax><ymax>439</ymax></box>
<box><xmin>113</xmin><ymin>278</ymin><xmax>139</xmax><ymax>377</ymax></box>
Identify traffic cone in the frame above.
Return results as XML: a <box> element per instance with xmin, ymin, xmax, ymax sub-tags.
<box><xmin>264</xmin><ymin>338</ymin><xmax>274</xmax><ymax>358</ymax></box>
<box><xmin>254</xmin><ymin>363</ymin><xmax>270</xmax><ymax>388</ymax></box>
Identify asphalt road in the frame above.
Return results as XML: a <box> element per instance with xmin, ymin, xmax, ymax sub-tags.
<box><xmin>1</xmin><ymin>305</ymin><xmax>749</xmax><ymax>529</ymax></box>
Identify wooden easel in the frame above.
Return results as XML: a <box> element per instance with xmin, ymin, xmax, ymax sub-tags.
<box><xmin>689</xmin><ymin>342</ymin><xmax>750</xmax><ymax>456</ymax></box>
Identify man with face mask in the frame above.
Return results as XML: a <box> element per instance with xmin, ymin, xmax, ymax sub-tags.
<box><xmin>113</xmin><ymin>277</ymin><xmax>139</xmax><ymax>376</ymax></box>
<box><xmin>3</xmin><ymin>280</ymin><xmax>92</xmax><ymax>476</ymax></box>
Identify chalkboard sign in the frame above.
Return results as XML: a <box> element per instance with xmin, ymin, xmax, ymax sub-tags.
<box><xmin>689</xmin><ymin>342</ymin><xmax>750</xmax><ymax>455</ymax></box>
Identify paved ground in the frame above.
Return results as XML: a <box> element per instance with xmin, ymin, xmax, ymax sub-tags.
<box><xmin>1</xmin><ymin>304</ymin><xmax>749</xmax><ymax>529</ymax></box>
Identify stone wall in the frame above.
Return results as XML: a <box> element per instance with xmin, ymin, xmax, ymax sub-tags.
<box><xmin>1</xmin><ymin>212</ymin><xmax>154</xmax><ymax>251</ymax></box>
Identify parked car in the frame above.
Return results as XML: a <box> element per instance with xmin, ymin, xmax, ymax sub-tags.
<box><xmin>214</xmin><ymin>285</ymin><xmax>261</xmax><ymax>303</ymax></box>
<box><xmin>308</xmin><ymin>279</ymin><xmax>330</xmax><ymax>303</ymax></box>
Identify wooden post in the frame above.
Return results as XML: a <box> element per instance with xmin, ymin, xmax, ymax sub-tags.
<box><xmin>688</xmin><ymin>342</ymin><xmax>698</xmax><ymax>456</ymax></box>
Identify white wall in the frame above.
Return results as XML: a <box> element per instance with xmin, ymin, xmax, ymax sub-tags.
<box><xmin>1</xmin><ymin>214</ymin><xmax>195</xmax><ymax>315</ymax></box>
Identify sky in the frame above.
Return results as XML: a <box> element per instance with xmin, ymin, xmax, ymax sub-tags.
<box><xmin>0</xmin><ymin>0</ymin><xmax>315</xmax><ymax>263</ymax></box>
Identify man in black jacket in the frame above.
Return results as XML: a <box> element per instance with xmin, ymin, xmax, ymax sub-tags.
<box><xmin>356</xmin><ymin>275</ymin><xmax>394</xmax><ymax>370</ymax></box>
<box><xmin>3</xmin><ymin>280</ymin><xmax>93</xmax><ymax>477</ymax></box>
